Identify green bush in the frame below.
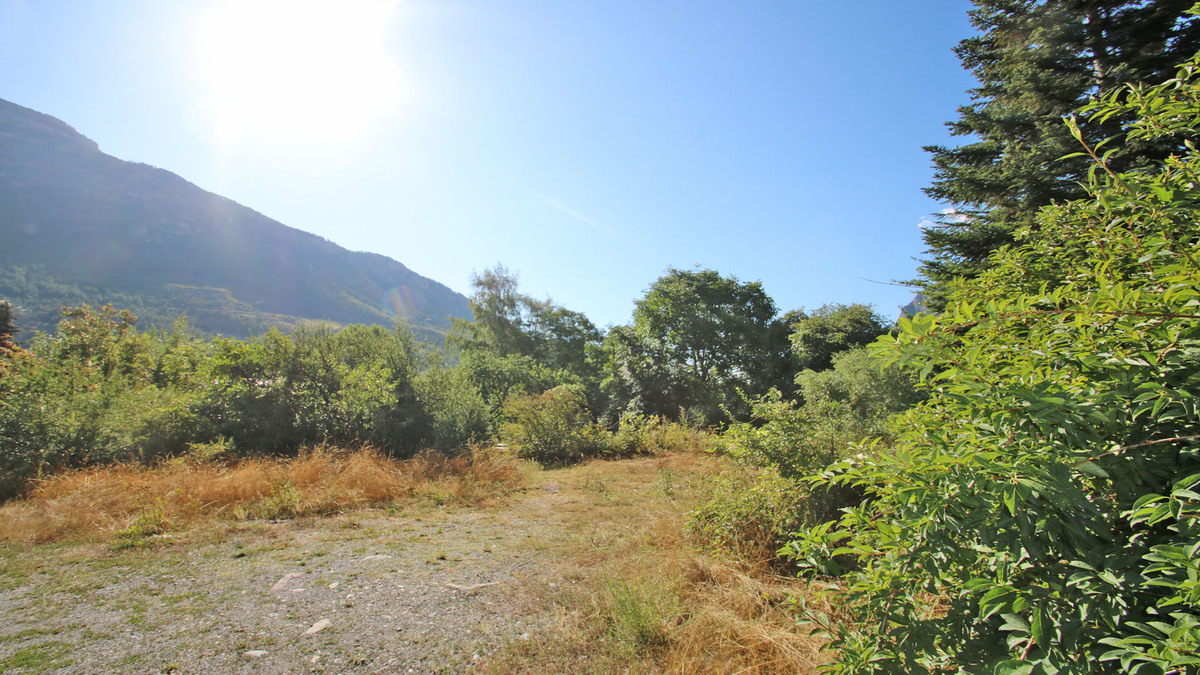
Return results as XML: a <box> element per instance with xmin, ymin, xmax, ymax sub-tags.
<box><xmin>599</xmin><ymin>412</ymin><xmax>709</xmax><ymax>457</ymax></box>
<box><xmin>605</xmin><ymin>576</ymin><xmax>680</xmax><ymax>651</ymax></box>
<box><xmin>0</xmin><ymin>308</ymin><xmax>212</xmax><ymax>498</ymax></box>
<box><xmin>414</xmin><ymin>365</ymin><xmax>489</xmax><ymax>452</ymax></box>
<box><xmin>725</xmin><ymin>390</ymin><xmax>832</xmax><ymax>481</ymax></box>
<box><xmin>789</xmin><ymin>56</ymin><xmax>1200</xmax><ymax>673</ymax></box>
<box><xmin>202</xmin><ymin>325</ymin><xmax>433</xmax><ymax>456</ymax></box>
<box><xmin>685</xmin><ymin>467</ymin><xmax>809</xmax><ymax>566</ymax></box>
<box><xmin>0</xmin><ymin>309</ymin><xmax>463</xmax><ymax>498</ymax></box>
<box><xmin>725</xmin><ymin>348</ymin><xmax>920</xmax><ymax>482</ymax></box>
<box><xmin>500</xmin><ymin>385</ymin><xmax>596</xmax><ymax>466</ymax></box>
<box><xmin>459</xmin><ymin>350</ymin><xmax>570</xmax><ymax>414</ymax></box>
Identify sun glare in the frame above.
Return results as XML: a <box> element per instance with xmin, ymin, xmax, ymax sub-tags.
<box><xmin>191</xmin><ymin>0</ymin><xmax>406</xmax><ymax>158</ymax></box>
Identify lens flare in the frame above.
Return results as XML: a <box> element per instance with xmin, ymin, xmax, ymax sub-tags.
<box><xmin>381</xmin><ymin>285</ymin><xmax>422</xmax><ymax>319</ymax></box>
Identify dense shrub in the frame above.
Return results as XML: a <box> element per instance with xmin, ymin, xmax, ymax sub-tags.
<box><xmin>414</xmin><ymin>364</ymin><xmax>490</xmax><ymax>452</ymax></box>
<box><xmin>201</xmin><ymin>325</ymin><xmax>435</xmax><ymax>456</ymax></box>
<box><xmin>500</xmin><ymin>385</ymin><xmax>597</xmax><ymax>466</ymax></box>
<box><xmin>0</xmin><ymin>311</ymin><xmax>491</xmax><ymax>499</ymax></box>
<box><xmin>459</xmin><ymin>350</ymin><xmax>567</xmax><ymax>414</ymax></box>
<box><xmin>685</xmin><ymin>467</ymin><xmax>809</xmax><ymax>567</ymax></box>
<box><xmin>726</xmin><ymin>347</ymin><xmax>921</xmax><ymax>480</ymax></box>
<box><xmin>789</xmin><ymin>56</ymin><xmax>1200</xmax><ymax>673</ymax></box>
<box><xmin>601</xmin><ymin>412</ymin><xmax>711</xmax><ymax>458</ymax></box>
<box><xmin>0</xmin><ymin>307</ymin><xmax>209</xmax><ymax>498</ymax></box>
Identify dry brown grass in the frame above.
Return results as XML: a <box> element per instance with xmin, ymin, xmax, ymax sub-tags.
<box><xmin>665</xmin><ymin>558</ymin><xmax>830</xmax><ymax>674</ymax></box>
<box><xmin>0</xmin><ymin>444</ymin><xmax>527</xmax><ymax>544</ymax></box>
<box><xmin>1</xmin><ymin>443</ymin><xmax>833</xmax><ymax>672</ymax></box>
<box><xmin>488</xmin><ymin>451</ymin><xmax>829</xmax><ymax>674</ymax></box>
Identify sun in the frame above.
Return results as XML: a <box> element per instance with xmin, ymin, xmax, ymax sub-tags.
<box><xmin>190</xmin><ymin>0</ymin><xmax>406</xmax><ymax>158</ymax></box>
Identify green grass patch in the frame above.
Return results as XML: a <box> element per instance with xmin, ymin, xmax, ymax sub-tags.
<box><xmin>0</xmin><ymin>641</ymin><xmax>75</xmax><ymax>673</ymax></box>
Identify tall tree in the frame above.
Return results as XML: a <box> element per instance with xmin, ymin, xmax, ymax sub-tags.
<box><xmin>919</xmin><ymin>0</ymin><xmax>1200</xmax><ymax>307</ymax></box>
<box><xmin>603</xmin><ymin>268</ymin><xmax>787</xmax><ymax>424</ymax></box>
<box><xmin>448</xmin><ymin>265</ymin><xmax>533</xmax><ymax>358</ymax></box>
<box><xmin>789</xmin><ymin>303</ymin><xmax>891</xmax><ymax>373</ymax></box>
<box><xmin>447</xmin><ymin>265</ymin><xmax>603</xmax><ymax>399</ymax></box>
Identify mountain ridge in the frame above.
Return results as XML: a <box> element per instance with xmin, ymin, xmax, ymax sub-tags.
<box><xmin>0</xmin><ymin>97</ymin><xmax>470</xmax><ymax>339</ymax></box>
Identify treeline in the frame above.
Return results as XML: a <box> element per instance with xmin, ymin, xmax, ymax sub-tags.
<box><xmin>0</xmin><ymin>263</ymin><xmax>906</xmax><ymax>500</ymax></box>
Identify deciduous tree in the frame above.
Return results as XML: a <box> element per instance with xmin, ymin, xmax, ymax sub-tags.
<box><xmin>448</xmin><ymin>265</ymin><xmax>602</xmax><ymax>392</ymax></box>
<box><xmin>0</xmin><ymin>300</ymin><xmax>17</xmax><ymax>352</ymax></box>
<box><xmin>604</xmin><ymin>268</ymin><xmax>786</xmax><ymax>424</ymax></box>
<box><xmin>788</xmin><ymin>303</ymin><xmax>890</xmax><ymax>373</ymax></box>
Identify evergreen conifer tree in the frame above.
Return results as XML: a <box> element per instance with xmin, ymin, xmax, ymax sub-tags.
<box><xmin>919</xmin><ymin>0</ymin><xmax>1200</xmax><ymax>307</ymax></box>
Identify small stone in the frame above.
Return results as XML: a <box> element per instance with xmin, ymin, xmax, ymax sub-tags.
<box><xmin>245</xmin><ymin>650</ymin><xmax>268</xmax><ymax>658</ymax></box>
<box><xmin>328</xmin><ymin>582</ymin><xmax>339</xmax><ymax>589</ymax></box>
<box><xmin>305</xmin><ymin>619</ymin><xmax>332</xmax><ymax>635</ymax></box>
<box><xmin>271</xmin><ymin>572</ymin><xmax>303</xmax><ymax>592</ymax></box>
<box><xmin>362</xmin><ymin>554</ymin><xmax>392</xmax><ymax>561</ymax></box>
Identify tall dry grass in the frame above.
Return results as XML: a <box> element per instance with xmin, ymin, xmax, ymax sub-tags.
<box><xmin>489</xmin><ymin>452</ymin><xmax>829</xmax><ymax>674</ymax></box>
<box><xmin>0</xmin><ymin>444</ymin><xmax>526</xmax><ymax>544</ymax></box>
<box><xmin>663</xmin><ymin>558</ymin><xmax>830</xmax><ymax>674</ymax></box>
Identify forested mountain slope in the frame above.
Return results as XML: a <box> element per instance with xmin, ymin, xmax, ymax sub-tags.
<box><xmin>0</xmin><ymin>97</ymin><xmax>469</xmax><ymax>338</ymax></box>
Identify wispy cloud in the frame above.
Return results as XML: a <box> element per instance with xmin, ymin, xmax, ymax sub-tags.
<box><xmin>476</xmin><ymin>161</ymin><xmax>623</xmax><ymax>240</ymax></box>
<box><xmin>941</xmin><ymin>207</ymin><xmax>969</xmax><ymax>223</ymax></box>
<box><xmin>918</xmin><ymin>207</ymin><xmax>969</xmax><ymax>230</ymax></box>
<box><xmin>527</xmin><ymin>189</ymin><xmax>614</xmax><ymax>237</ymax></box>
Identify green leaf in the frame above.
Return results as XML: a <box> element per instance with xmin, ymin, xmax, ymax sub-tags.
<box><xmin>1003</xmin><ymin>487</ymin><xmax>1018</xmax><ymax>515</ymax></box>
<box><xmin>1000</xmin><ymin>613</ymin><xmax>1030</xmax><ymax>635</ymax></box>
<box><xmin>1031</xmin><ymin>606</ymin><xmax>1045</xmax><ymax>644</ymax></box>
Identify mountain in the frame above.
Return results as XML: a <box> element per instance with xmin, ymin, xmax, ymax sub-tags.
<box><xmin>0</xmin><ymin>97</ymin><xmax>471</xmax><ymax>340</ymax></box>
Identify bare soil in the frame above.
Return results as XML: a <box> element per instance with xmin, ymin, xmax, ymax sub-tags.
<box><xmin>0</xmin><ymin>458</ymin><xmax>674</xmax><ymax>675</ymax></box>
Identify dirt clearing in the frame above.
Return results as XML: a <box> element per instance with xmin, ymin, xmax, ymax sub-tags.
<box><xmin>0</xmin><ymin>454</ymin><xmax>824</xmax><ymax>674</ymax></box>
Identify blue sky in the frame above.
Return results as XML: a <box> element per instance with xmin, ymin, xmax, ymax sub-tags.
<box><xmin>0</xmin><ymin>0</ymin><xmax>977</xmax><ymax>328</ymax></box>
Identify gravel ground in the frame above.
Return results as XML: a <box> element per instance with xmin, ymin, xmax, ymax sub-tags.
<box><xmin>0</xmin><ymin>484</ymin><xmax>584</xmax><ymax>675</ymax></box>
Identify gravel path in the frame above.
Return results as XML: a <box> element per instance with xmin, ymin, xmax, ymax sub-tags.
<box><xmin>0</xmin><ymin>482</ymin><xmax>587</xmax><ymax>674</ymax></box>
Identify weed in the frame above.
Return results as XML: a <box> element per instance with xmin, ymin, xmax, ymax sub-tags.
<box><xmin>656</xmin><ymin>467</ymin><xmax>678</xmax><ymax>499</ymax></box>
<box><xmin>259</xmin><ymin>481</ymin><xmax>301</xmax><ymax>520</ymax></box>
<box><xmin>177</xmin><ymin>438</ymin><xmax>231</xmax><ymax>466</ymax></box>
<box><xmin>606</xmin><ymin>577</ymin><xmax>678</xmax><ymax>651</ymax></box>
<box><xmin>0</xmin><ymin>627</ymin><xmax>70</xmax><ymax>644</ymax></box>
<box><xmin>0</xmin><ymin>545</ymin><xmax>33</xmax><ymax>590</ymax></box>
<box><xmin>489</xmin><ymin>452</ymin><xmax>827</xmax><ymax>674</ymax></box>
<box><xmin>603</xmin><ymin>412</ymin><xmax>714</xmax><ymax>457</ymax></box>
<box><xmin>581</xmin><ymin>477</ymin><xmax>611</xmax><ymax>497</ymax></box>
<box><xmin>112</xmin><ymin>501</ymin><xmax>172</xmax><ymax>550</ymax></box>
<box><xmin>684</xmin><ymin>466</ymin><xmax>808</xmax><ymax>569</ymax></box>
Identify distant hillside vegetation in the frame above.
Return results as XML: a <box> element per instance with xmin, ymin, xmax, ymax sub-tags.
<box><xmin>0</xmin><ymin>97</ymin><xmax>470</xmax><ymax>339</ymax></box>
